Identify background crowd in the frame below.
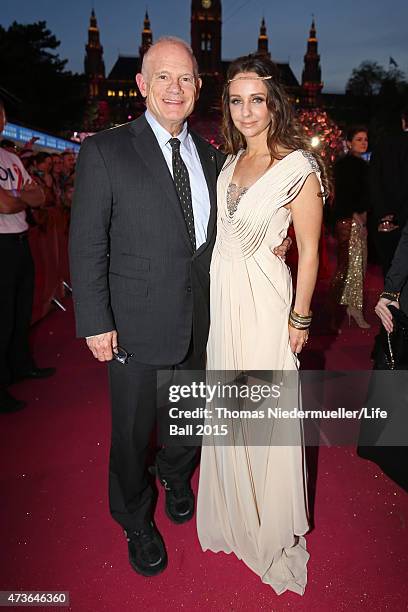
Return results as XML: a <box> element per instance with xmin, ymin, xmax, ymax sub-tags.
<box><xmin>0</xmin><ymin>100</ymin><xmax>77</xmax><ymax>412</ymax></box>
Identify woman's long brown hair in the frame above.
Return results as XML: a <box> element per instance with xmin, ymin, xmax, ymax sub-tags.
<box><xmin>221</xmin><ymin>54</ymin><xmax>330</xmax><ymax>197</ymax></box>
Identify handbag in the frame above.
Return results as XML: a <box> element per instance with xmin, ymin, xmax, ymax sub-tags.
<box><xmin>373</xmin><ymin>304</ymin><xmax>408</xmax><ymax>370</ymax></box>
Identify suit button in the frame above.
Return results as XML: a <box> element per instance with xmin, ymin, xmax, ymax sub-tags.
<box><xmin>186</xmin><ymin>286</ymin><xmax>192</xmax><ymax>293</ymax></box>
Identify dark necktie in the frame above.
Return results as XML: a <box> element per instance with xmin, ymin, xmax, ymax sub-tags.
<box><xmin>169</xmin><ymin>137</ymin><xmax>196</xmax><ymax>250</ymax></box>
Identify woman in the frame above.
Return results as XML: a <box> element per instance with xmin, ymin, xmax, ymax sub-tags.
<box><xmin>197</xmin><ymin>55</ymin><xmax>327</xmax><ymax>595</ymax></box>
<box><xmin>330</xmin><ymin>126</ymin><xmax>370</xmax><ymax>328</ymax></box>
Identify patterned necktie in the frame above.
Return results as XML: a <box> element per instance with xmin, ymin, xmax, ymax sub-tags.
<box><xmin>169</xmin><ymin>137</ymin><xmax>196</xmax><ymax>250</ymax></box>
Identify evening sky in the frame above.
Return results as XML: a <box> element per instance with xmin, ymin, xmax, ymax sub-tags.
<box><xmin>2</xmin><ymin>0</ymin><xmax>407</xmax><ymax>93</ymax></box>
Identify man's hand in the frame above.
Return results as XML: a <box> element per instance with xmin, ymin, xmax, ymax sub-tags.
<box><xmin>378</xmin><ymin>214</ymin><xmax>399</xmax><ymax>233</ymax></box>
<box><xmin>86</xmin><ymin>330</ymin><xmax>118</xmax><ymax>362</ymax></box>
<box><xmin>273</xmin><ymin>236</ymin><xmax>292</xmax><ymax>261</ymax></box>
<box><xmin>20</xmin><ymin>181</ymin><xmax>45</xmax><ymax>207</ymax></box>
<box><xmin>374</xmin><ymin>298</ymin><xmax>399</xmax><ymax>333</ymax></box>
<box><xmin>0</xmin><ymin>186</ymin><xmax>26</xmax><ymax>214</ymax></box>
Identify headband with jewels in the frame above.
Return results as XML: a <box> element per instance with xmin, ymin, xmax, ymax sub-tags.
<box><xmin>227</xmin><ymin>75</ymin><xmax>273</xmax><ymax>84</ymax></box>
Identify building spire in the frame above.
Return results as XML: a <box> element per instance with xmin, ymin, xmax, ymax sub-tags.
<box><xmin>257</xmin><ymin>16</ymin><xmax>270</xmax><ymax>58</ymax></box>
<box><xmin>301</xmin><ymin>17</ymin><xmax>323</xmax><ymax>107</ymax></box>
<box><xmin>90</xmin><ymin>8</ymin><xmax>97</xmax><ymax>29</ymax></box>
<box><xmin>85</xmin><ymin>8</ymin><xmax>105</xmax><ymax>97</ymax></box>
<box><xmin>139</xmin><ymin>8</ymin><xmax>153</xmax><ymax>62</ymax></box>
<box><xmin>309</xmin><ymin>15</ymin><xmax>317</xmax><ymax>41</ymax></box>
<box><xmin>144</xmin><ymin>10</ymin><xmax>150</xmax><ymax>30</ymax></box>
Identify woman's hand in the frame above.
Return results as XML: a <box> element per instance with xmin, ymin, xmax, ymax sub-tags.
<box><xmin>374</xmin><ymin>298</ymin><xmax>399</xmax><ymax>333</ymax></box>
<box><xmin>289</xmin><ymin>325</ymin><xmax>309</xmax><ymax>354</ymax></box>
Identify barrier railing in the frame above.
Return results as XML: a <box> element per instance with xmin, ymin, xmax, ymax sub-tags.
<box><xmin>29</xmin><ymin>207</ymin><xmax>71</xmax><ymax>323</ymax></box>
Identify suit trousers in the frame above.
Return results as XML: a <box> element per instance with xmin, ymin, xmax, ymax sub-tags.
<box><xmin>108</xmin><ymin>343</ymin><xmax>204</xmax><ymax>531</ymax></box>
<box><xmin>0</xmin><ymin>233</ymin><xmax>35</xmax><ymax>387</ymax></box>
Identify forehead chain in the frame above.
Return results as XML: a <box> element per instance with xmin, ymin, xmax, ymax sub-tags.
<box><xmin>227</xmin><ymin>75</ymin><xmax>273</xmax><ymax>84</ymax></box>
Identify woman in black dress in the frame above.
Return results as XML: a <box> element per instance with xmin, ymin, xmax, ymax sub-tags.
<box><xmin>330</xmin><ymin>126</ymin><xmax>370</xmax><ymax>328</ymax></box>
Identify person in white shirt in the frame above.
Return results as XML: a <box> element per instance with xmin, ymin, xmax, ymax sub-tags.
<box><xmin>0</xmin><ymin>98</ymin><xmax>55</xmax><ymax>413</ymax></box>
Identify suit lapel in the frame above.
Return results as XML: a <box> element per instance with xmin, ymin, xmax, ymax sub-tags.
<box><xmin>190</xmin><ymin>131</ymin><xmax>218</xmax><ymax>257</ymax></box>
<box><xmin>129</xmin><ymin>116</ymin><xmax>193</xmax><ymax>252</ymax></box>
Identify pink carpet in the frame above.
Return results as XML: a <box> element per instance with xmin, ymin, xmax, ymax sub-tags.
<box><xmin>1</xmin><ymin>259</ymin><xmax>408</xmax><ymax>611</ymax></box>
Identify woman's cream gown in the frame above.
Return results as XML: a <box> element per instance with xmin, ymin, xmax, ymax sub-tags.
<box><xmin>197</xmin><ymin>149</ymin><xmax>323</xmax><ymax>596</ymax></box>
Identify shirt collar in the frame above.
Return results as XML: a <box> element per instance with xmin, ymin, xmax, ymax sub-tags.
<box><xmin>145</xmin><ymin>110</ymin><xmax>189</xmax><ymax>150</ymax></box>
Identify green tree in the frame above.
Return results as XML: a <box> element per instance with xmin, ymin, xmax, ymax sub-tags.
<box><xmin>346</xmin><ymin>61</ymin><xmax>387</xmax><ymax>96</ymax></box>
<box><xmin>0</xmin><ymin>21</ymin><xmax>86</xmax><ymax>133</ymax></box>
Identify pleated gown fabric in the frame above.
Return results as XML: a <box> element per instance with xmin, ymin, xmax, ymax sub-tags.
<box><xmin>197</xmin><ymin>149</ymin><xmax>324</xmax><ymax>596</ymax></box>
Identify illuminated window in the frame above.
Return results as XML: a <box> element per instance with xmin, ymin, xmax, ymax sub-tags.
<box><xmin>118</xmin><ymin>90</ymin><xmax>124</xmax><ymax>97</ymax></box>
<box><xmin>108</xmin><ymin>90</ymin><xmax>116</xmax><ymax>97</ymax></box>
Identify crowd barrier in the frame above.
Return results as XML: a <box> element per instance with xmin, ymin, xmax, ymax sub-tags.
<box><xmin>29</xmin><ymin>207</ymin><xmax>71</xmax><ymax>324</ymax></box>
<box><xmin>28</xmin><ymin>212</ymin><xmax>330</xmax><ymax>325</ymax></box>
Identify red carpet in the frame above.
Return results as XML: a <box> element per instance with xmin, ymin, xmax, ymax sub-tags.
<box><xmin>1</xmin><ymin>260</ymin><xmax>408</xmax><ymax>611</ymax></box>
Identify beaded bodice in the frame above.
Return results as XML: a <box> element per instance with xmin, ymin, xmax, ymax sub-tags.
<box><xmin>226</xmin><ymin>183</ymin><xmax>249</xmax><ymax>216</ymax></box>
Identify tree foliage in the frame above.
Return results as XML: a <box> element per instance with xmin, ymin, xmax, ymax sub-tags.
<box><xmin>346</xmin><ymin>61</ymin><xmax>387</xmax><ymax>96</ymax></box>
<box><xmin>0</xmin><ymin>21</ymin><xmax>86</xmax><ymax>133</ymax></box>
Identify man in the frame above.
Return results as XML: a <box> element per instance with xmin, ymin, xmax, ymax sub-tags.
<box><xmin>70</xmin><ymin>38</ymin><xmax>288</xmax><ymax>577</ymax></box>
<box><xmin>370</xmin><ymin>106</ymin><xmax>408</xmax><ymax>275</ymax></box>
<box><xmin>0</xmin><ymin>99</ymin><xmax>55</xmax><ymax>413</ymax></box>
<box><xmin>357</xmin><ymin>221</ymin><xmax>408</xmax><ymax>492</ymax></box>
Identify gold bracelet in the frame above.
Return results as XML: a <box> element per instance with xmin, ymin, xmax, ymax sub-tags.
<box><xmin>379</xmin><ymin>291</ymin><xmax>400</xmax><ymax>301</ymax></box>
<box><xmin>291</xmin><ymin>309</ymin><xmax>313</xmax><ymax>320</ymax></box>
<box><xmin>289</xmin><ymin>319</ymin><xmax>310</xmax><ymax>330</ymax></box>
<box><xmin>289</xmin><ymin>309</ymin><xmax>312</xmax><ymax>330</ymax></box>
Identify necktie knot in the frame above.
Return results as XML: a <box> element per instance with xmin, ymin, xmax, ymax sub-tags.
<box><xmin>169</xmin><ymin>138</ymin><xmax>181</xmax><ymax>152</ymax></box>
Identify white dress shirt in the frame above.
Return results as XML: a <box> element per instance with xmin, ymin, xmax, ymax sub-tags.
<box><xmin>145</xmin><ymin>110</ymin><xmax>211</xmax><ymax>249</ymax></box>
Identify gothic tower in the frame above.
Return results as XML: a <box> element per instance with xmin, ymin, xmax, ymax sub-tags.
<box><xmin>257</xmin><ymin>17</ymin><xmax>270</xmax><ymax>58</ymax></box>
<box><xmin>84</xmin><ymin>9</ymin><xmax>105</xmax><ymax>98</ymax></box>
<box><xmin>191</xmin><ymin>0</ymin><xmax>222</xmax><ymax>75</ymax></box>
<box><xmin>301</xmin><ymin>18</ymin><xmax>323</xmax><ymax>107</ymax></box>
<box><xmin>139</xmin><ymin>10</ymin><xmax>153</xmax><ymax>63</ymax></box>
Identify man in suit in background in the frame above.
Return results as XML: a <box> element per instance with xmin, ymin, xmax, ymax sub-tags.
<box><xmin>70</xmin><ymin>37</ymin><xmax>225</xmax><ymax>577</ymax></box>
<box><xmin>370</xmin><ymin>106</ymin><xmax>408</xmax><ymax>276</ymax></box>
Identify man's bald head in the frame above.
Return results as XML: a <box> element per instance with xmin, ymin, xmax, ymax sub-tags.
<box><xmin>135</xmin><ymin>36</ymin><xmax>201</xmax><ymax>135</ymax></box>
<box><xmin>141</xmin><ymin>37</ymin><xmax>199</xmax><ymax>81</ymax></box>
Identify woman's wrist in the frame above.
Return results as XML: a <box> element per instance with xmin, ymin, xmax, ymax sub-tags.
<box><xmin>289</xmin><ymin>308</ymin><xmax>312</xmax><ymax>329</ymax></box>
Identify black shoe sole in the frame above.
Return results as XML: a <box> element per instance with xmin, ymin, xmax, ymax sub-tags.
<box><xmin>165</xmin><ymin>504</ymin><xmax>194</xmax><ymax>525</ymax></box>
<box><xmin>129</xmin><ymin>554</ymin><xmax>168</xmax><ymax>577</ymax></box>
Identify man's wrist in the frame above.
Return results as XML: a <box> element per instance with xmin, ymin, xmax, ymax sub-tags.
<box><xmin>380</xmin><ymin>290</ymin><xmax>400</xmax><ymax>301</ymax></box>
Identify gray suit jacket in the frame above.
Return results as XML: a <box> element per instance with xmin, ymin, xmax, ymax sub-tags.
<box><xmin>69</xmin><ymin>114</ymin><xmax>225</xmax><ymax>364</ymax></box>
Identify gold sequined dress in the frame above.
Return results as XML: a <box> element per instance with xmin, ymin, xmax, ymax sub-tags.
<box><xmin>330</xmin><ymin>154</ymin><xmax>369</xmax><ymax>310</ymax></box>
<box><xmin>197</xmin><ymin>149</ymin><xmax>324</xmax><ymax>596</ymax></box>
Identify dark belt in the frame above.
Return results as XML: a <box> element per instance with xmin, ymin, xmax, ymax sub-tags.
<box><xmin>0</xmin><ymin>231</ymin><xmax>29</xmax><ymax>242</ymax></box>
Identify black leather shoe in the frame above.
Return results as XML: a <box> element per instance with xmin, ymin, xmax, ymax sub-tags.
<box><xmin>0</xmin><ymin>388</ymin><xmax>26</xmax><ymax>413</ymax></box>
<box><xmin>14</xmin><ymin>367</ymin><xmax>56</xmax><ymax>382</ymax></box>
<box><xmin>125</xmin><ymin>522</ymin><xmax>167</xmax><ymax>577</ymax></box>
<box><xmin>159</xmin><ymin>477</ymin><xmax>195</xmax><ymax>524</ymax></box>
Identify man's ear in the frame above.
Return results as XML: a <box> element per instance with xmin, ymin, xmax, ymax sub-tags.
<box><xmin>195</xmin><ymin>77</ymin><xmax>203</xmax><ymax>101</ymax></box>
<box><xmin>136</xmin><ymin>73</ymin><xmax>147</xmax><ymax>98</ymax></box>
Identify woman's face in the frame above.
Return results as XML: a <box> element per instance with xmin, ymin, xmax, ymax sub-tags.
<box><xmin>228</xmin><ymin>72</ymin><xmax>271</xmax><ymax>140</ymax></box>
<box><xmin>347</xmin><ymin>131</ymin><xmax>368</xmax><ymax>156</ymax></box>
